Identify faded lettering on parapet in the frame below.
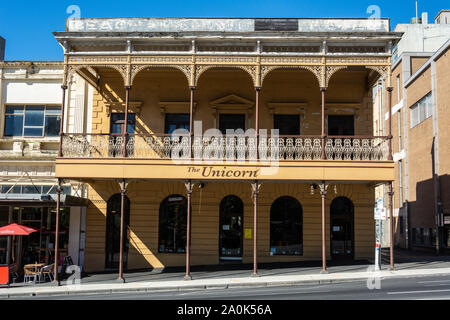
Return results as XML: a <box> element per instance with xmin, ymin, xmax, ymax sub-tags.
<box><xmin>67</xmin><ymin>18</ymin><xmax>255</xmax><ymax>33</ymax></box>
<box><xmin>67</xmin><ymin>18</ymin><xmax>389</xmax><ymax>33</ymax></box>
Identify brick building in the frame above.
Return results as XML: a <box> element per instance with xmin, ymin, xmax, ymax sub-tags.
<box><xmin>375</xmin><ymin>10</ymin><xmax>450</xmax><ymax>252</ymax></box>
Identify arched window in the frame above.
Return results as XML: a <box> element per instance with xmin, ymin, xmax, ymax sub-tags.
<box><xmin>105</xmin><ymin>194</ymin><xmax>130</xmax><ymax>270</ymax></box>
<box><xmin>159</xmin><ymin>195</ymin><xmax>187</xmax><ymax>254</ymax></box>
<box><xmin>270</xmin><ymin>196</ymin><xmax>303</xmax><ymax>256</ymax></box>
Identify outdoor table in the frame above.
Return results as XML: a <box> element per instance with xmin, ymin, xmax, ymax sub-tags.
<box><xmin>24</xmin><ymin>263</ymin><xmax>45</xmax><ymax>273</ymax></box>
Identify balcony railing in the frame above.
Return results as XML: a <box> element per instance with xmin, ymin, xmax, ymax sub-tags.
<box><xmin>61</xmin><ymin>134</ymin><xmax>390</xmax><ymax>161</ymax></box>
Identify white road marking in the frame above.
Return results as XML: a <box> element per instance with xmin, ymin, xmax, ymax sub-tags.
<box><xmin>423</xmin><ymin>284</ymin><xmax>450</xmax><ymax>287</ymax></box>
<box><xmin>388</xmin><ymin>289</ymin><xmax>450</xmax><ymax>295</ymax></box>
<box><xmin>417</xmin><ymin>280</ymin><xmax>450</xmax><ymax>284</ymax></box>
<box><xmin>416</xmin><ymin>296</ymin><xmax>450</xmax><ymax>300</ymax></box>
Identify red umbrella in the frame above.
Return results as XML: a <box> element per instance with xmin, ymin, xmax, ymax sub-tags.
<box><xmin>0</xmin><ymin>223</ymin><xmax>39</xmax><ymax>236</ymax></box>
<box><xmin>0</xmin><ymin>224</ymin><xmax>39</xmax><ymax>276</ymax></box>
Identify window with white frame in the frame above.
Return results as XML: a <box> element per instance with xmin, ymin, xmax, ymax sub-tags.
<box><xmin>4</xmin><ymin>105</ymin><xmax>61</xmax><ymax>137</ymax></box>
<box><xmin>410</xmin><ymin>92</ymin><xmax>433</xmax><ymax>128</ymax></box>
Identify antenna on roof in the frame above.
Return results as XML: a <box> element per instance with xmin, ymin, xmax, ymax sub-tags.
<box><xmin>416</xmin><ymin>0</ymin><xmax>418</xmax><ymax>22</ymax></box>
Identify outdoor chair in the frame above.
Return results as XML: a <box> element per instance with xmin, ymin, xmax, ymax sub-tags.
<box><xmin>23</xmin><ymin>266</ymin><xmax>39</xmax><ymax>284</ymax></box>
<box><xmin>38</xmin><ymin>264</ymin><xmax>54</xmax><ymax>283</ymax></box>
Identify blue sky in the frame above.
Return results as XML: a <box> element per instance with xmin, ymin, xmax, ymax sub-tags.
<box><xmin>0</xmin><ymin>0</ymin><xmax>447</xmax><ymax>60</ymax></box>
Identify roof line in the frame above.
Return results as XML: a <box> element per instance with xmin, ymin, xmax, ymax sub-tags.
<box><xmin>404</xmin><ymin>39</ymin><xmax>450</xmax><ymax>88</ymax></box>
<box><xmin>66</xmin><ymin>17</ymin><xmax>391</xmax><ymax>20</ymax></box>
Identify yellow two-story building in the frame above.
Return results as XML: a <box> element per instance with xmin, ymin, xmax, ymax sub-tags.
<box><xmin>52</xmin><ymin>18</ymin><xmax>400</xmax><ymax>279</ymax></box>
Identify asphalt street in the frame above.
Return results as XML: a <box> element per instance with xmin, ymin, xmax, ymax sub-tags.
<box><xmin>14</xmin><ymin>274</ymin><xmax>450</xmax><ymax>300</ymax></box>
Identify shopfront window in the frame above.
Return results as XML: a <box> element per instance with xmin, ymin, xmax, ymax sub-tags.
<box><xmin>159</xmin><ymin>195</ymin><xmax>187</xmax><ymax>253</ymax></box>
<box><xmin>1</xmin><ymin>206</ymin><xmax>70</xmax><ymax>267</ymax></box>
<box><xmin>270</xmin><ymin>196</ymin><xmax>303</xmax><ymax>256</ymax></box>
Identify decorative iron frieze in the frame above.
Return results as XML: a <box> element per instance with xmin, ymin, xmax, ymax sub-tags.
<box><xmin>261</xmin><ymin>65</ymin><xmax>322</xmax><ymax>86</ymax></box>
<box><xmin>130</xmin><ymin>64</ymin><xmax>192</xmax><ymax>85</ymax></box>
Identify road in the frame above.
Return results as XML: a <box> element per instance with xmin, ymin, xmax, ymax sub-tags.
<box><xmin>13</xmin><ymin>274</ymin><xmax>450</xmax><ymax>300</ymax></box>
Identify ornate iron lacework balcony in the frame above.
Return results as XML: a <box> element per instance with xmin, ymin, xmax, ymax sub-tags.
<box><xmin>61</xmin><ymin>134</ymin><xmax>390</xmax><ymax>161</ymax></box>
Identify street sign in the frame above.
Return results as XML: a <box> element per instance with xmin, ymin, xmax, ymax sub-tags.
<box><xmin>380</xmin><ymin>207</ymin><xmax>386</xmax><ymax>220</ymax></box>
<box><xmin>374</xmin><ymin>198</ymin><xmax>386</xmax><ymax>221</ymax></box>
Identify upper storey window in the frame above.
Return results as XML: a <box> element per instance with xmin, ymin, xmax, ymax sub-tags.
<box><xmin>328</xmin><ymin>115</ymin><xmax>355</xmax><ymax>136</ymax></box>
<box><xmin>219</xmin><ymin>114</ymin><xmax>246</xmax><ymax>135</ymax></box>
<box><xmin>410</xmin><ymin>92</ymin><xmax>432</xmax><ymax>128</ymax></box>
<box><xmin>165</xmin><ymin>114</ymin><xmax>190</xmax><ymax>134</ymax></box>
<box><xmin>274</xmin><ymin>114</ymin><xmax>300</xmax><ymax>136</ymax></box>
<box><xmin>4</xmin><ymin>105</ymin><xmax>61</xmax><ymax>137</ymax></box>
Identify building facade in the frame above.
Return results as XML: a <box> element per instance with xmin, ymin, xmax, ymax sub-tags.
<box><xmin>0</xmin><ymin>58</ymin><xmax>90</xmax><ymax>270</ymax></box>
<box><xmin>375</xmin><ymin>10</ymin><xmax>450</xmax><ymax>252</ymax></box>
<box><xmin>53</xmin><ymin>18</ymin><xmax>400</xmax><ymax>276</ymax></box>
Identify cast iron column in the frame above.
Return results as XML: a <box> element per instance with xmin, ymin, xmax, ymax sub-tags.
<box><xmin>58</xmin><ymin>85</ymin><xmax>68</xmax><ymax>158</ymax></box>
<box><xmin>53</xmin><ymin>179</ymin><xmax>62</xmax><ymax>285</ymax></box>
<box><xmin>387</xmin><ymin>87</ymin><xmax>393</xmax><ymax>161</ymax></box>
<box><xmin>118</xmin><ymin>179</ymin><xmax>127</xmax><ymax>282</ymax></box>
<box><xmin>388</xmin><ymin>182</ymin><xmax>395</xmax><ymax>270</ymax></box>
<box><xmin>185</xmin><ymin>180</ymin><xmax>193</xmax><ymax>280</ymax></box>
<box><xmin>321</xmin><ymin>87</ymin><xmax>327</xmax><ymax>160</ymax></box>
<box><xmin>122</xmin><ymin>86</ymin><xmax>131</xmax><ymax>158</ymax></box>
<box><xmin>320</xmin><ymin>181</ymin><xmax>328</xmax><ymax>273</ymax></box>
<box><xmin>255</xmin><ymin>87</ymin><xmax>261</xmax><ymax>160</ymax></box>
<box><xmin>251</xmin><ymin>181</ymin><xmax>260</xmax><ymax>277</ymax></box>
<box><xmin>189</xmin><ymin>87</ymin><xmax>195</xmax><ymax>159</ymax></box>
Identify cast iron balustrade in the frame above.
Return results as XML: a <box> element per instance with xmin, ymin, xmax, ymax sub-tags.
<box><xmin>61</xmin><ymin>134</ymin><xmax>389</xmax><ymax>161</ymax></box>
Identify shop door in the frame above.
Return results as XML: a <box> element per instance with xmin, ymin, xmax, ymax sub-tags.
<box><xmin>105</xmin><ymin>194</ymin><xmax>130</xmax><ymax>270</ymax></box>
<box><xmin>330</xmin><ymin>197</ymin><xmax>355</xmax><ymax>260</ymax></box>
<box><xmin>219</xmin><ymin>196</ymin><xmax>244</xmax><ymax>262</ymax></box>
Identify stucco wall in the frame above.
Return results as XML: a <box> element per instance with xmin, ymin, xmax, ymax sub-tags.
<box><xmin>90</xmin><ymin>67</ymin><xmax>373</xmax><ymax>137</ymax></box>
<box><xmin>84</xmin><ymin>181</ymin><xmax>375</xmax><ymax>272</ymax></box>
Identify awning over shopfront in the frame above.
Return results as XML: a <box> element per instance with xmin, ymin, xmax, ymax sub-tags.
<box><xmin>0</xmin><ymin>194</ymin><xmax>89</xmax><ymax>207</ymax></box>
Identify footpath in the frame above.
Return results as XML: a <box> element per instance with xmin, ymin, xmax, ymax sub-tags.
<box><xmin>1</xmin><ymin>249</ymin><xmax>450</xmax><ymax>299</ymax></box>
